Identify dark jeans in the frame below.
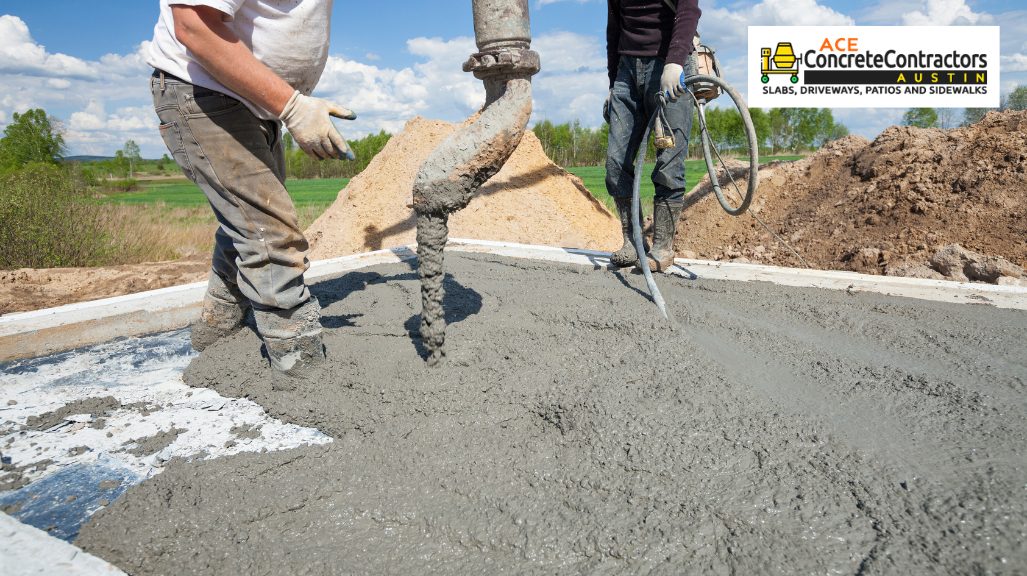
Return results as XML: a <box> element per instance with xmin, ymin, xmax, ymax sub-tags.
<box><xmin>150</xmin><ymin>72</ymin><xmax>311</xmax><ymax>311</ymax></box>
<box><xmin>605</xmin><ymin>54</ymin><xmax>696</xmax><ymax>204</ymax></box>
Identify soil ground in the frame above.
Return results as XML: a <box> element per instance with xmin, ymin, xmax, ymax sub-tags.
<box><xmin>0</xmin><ymin>258</ymin><xmax>209</xmax><ymax>316</ymax></box>
<box><xmin>679</xmin><ymin>110</ymin><xmax>1027</xmax><ymax>275</ymax></box>
<box><xmin>77</xmin><ymin>254</ymin><xmax>1027</xmax><ymax>575</ymax></box>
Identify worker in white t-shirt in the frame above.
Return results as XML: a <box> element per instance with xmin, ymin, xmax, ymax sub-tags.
<box><xmin>147</xmin><ymin>0</ymin><xmax>351</xmax><ymax>389</ymax></box>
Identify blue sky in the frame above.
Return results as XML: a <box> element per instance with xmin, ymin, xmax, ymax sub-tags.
<box><xmin>1</xmin><ymin>0</ymin><xmax>1024</xmax><ymax>157</ymax></box>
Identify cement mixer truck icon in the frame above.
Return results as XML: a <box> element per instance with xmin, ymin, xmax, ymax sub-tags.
<box><xmin>761</xmin><ymin>42</ymin><xmax>799</xmax><ymax>84</ymax></box>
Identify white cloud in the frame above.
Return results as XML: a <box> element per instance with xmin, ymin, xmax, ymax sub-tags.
<box><xmin>901</xmin><ymin>0</ymin><xmax>989</xmax><ymax>25</ymax></box>
<box><xmin>69</xmin><ymin>100</ymin><xmax>107</xmax><ymax>131</ymax></box>
<box><xmin>1004</xmin><ymin>53</ymin><xmax>1027</xmax><ymax>73</ymax></box>
<box><xmin>0</xmin><ymin>15</ymin><xmax>95</xmax><ymax>78</ymax></box>
<box><xmin>533</xmin><ymin>31</ymin><xmax>605</xmax><ymax>73</ymax></box>
<box><xmin>702</xmin><ymin>0</ymin><xmax>854</xmax><ymax>47</ymax></box>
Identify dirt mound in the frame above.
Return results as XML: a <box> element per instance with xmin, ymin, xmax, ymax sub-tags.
<box><xmin>306</xmin><ymin>117</ymin><xmax>620</xmax><ymax>259</ymax></box>
<box><xmin>0</xmin><ymin>258</ymin><xmax>209</xmax><ymax>316</ymax></box>
<box><xmin>678</xmin><ymin>110</ymin><xmax>1027</xmax><ymax>280</ymax></box>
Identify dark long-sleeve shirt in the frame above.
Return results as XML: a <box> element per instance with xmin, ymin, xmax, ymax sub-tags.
<box><xmin>607</xmin><ymin>0</ymin><xmax>701</xmax><ymax>87</ymax></box>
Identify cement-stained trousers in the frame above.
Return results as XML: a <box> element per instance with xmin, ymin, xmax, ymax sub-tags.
<box><xmin>150</xmin><ymin>72</ymin><xmax>311</xmax><ymax>311</ymax></box>
<box><xmin>606</xmin><ymin>54</ymin><xmax>696</xmax><ymax>203</ymax></box>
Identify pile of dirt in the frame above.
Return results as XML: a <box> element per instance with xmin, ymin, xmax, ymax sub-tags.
<box><xmin>306</xmin><ymin>117</ymin><xmax>620</xmax><ymax>259</ymax></box>
<box><xmin>76</xmin><ymin>254</ymin><xmax>1027</xmax><ymax>574</ymax></box>
<box><xmin>0</xmin><ymin>258</ymin><xmax>209</xmax><ymax>316</ymax></box>
<box><xmin>678</xmin><ymin>110</ymin><xmax>1027</xmax><ymax>282</ymax></box>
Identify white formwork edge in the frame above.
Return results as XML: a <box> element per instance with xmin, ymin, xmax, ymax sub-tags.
<box><xmin>0</xmin><ymin>512</ymin><xmax>126</xmax><ymax>576</ymax></box>
<box><xmin>1</xmin><ymin>239</ymin><xmax>1025</xmax><ymax>362</ymax></box>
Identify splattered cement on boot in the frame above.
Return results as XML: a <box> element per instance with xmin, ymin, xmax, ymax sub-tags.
<box><xmin>76</xmin><ymin>254</ymin><xmax>1027</xmax><ymax>575</ymax></box>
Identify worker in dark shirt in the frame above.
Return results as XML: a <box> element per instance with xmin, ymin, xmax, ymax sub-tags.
<box><xmin>605</xmin><ymin>0</ymin><xmax>701</xmax><ymax>272</ymax></box>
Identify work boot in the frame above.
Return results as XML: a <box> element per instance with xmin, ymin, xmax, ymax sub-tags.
<box><xmin>610</xmin><ymin>197</ymin><xmax>647</xmax><ymax>267</ymax></box>
<box><xmin>191</xmin><ymin>272</ymin><xmax>250</xmax><ymax>352</ymax></box>
<box><xmin>253</xmin><ymin>297</ymin><xmax>326</xmax><ymax>391</ymax></box>
<box><xmin>645</xmin><ymin>199</ymin><xmax>684</xmax><ymax>273</ymax></box>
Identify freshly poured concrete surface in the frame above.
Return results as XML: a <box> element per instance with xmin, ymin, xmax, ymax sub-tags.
<box><xmin>76</xmin><ymin>253</ymin><xmax>1027</xmax><ymax>574</ymax></box>
<box><xmin>0</xmin><ymin>330</ymin><xmax>330</xmax><ymax>543</ymax></box>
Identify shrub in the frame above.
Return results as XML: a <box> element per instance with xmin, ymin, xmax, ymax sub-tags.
<box><xmin>104</xmin><ymin>178</ymin><xmax>140</xmax><ymax>193</ymax></box>
<box><xmin>0</xmin><ymin>164</ymin><xmax>122</xmax><ymax>268</ymax></box>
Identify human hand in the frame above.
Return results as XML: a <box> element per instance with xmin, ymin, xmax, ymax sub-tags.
<box><xmin>279</xmin><ymin>91</ymin><xmax>357</xmax><ymax>161</ymax></box>
<box><xmin>660</xmin><ymin>63</ymin><xmax>685</xmax><ymax>101</ymax></box>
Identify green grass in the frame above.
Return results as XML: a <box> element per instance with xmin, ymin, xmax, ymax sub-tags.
<box><xmin>109</xmin><ymin>153</ymin><xmax>803</xmax><ymax>217</ymax></box>
<box><xmin>568</xmin><ymin>155</ymin><xmax>801</xmax><ymax>213</ymax></box>
<box><xmin>102</xmin><ymin>177</ymin><xmax>349</xmax><ymax>208</ymax></box>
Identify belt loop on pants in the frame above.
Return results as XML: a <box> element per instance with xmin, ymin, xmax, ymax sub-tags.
<box><xmin>159</xmin><ymin>70</ymin><xmax>166</xmax><ymax>92</ymax></box>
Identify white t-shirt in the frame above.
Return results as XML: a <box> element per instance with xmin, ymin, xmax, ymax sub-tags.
<box><xmin>147</xmin><ymin>0</ymin><xmax>333</xmax><ymax>120</ymax></box>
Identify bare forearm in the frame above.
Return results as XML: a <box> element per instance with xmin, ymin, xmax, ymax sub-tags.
<box><xmin>172</xmin><ymin>6</ymin><xmax>294</xmax><ymax>116</ymax></box>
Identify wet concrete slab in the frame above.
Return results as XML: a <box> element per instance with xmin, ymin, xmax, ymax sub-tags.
<box><xmin>72</xmin><ymin>253</ymin><xmax>1027</xmax><ymax>575</ymax></box>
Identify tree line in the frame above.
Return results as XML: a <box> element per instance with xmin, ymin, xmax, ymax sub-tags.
<box><xmin>533</xmin><ymin>107</ymin><xmax>848</xmax><ymax>167</ymax></box>
<box><xmin>903</xmin><ymin>85</ymin><xmax>1027</xmax><ymax>128</ymax></box>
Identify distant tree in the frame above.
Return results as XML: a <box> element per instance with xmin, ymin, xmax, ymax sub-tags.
<box><xmin>961</xmin><ymin>107</ymin><xmax>992</xmax><ymax>126</ymax></box>
<box><xmin>747</xmin><ymin>108</ymin><xmax>770</xmax><ymax>152</ymax></box>
<box><xmin>936</xmin><ymin>108</ymin><xmax>956</xmax><ymax>129</ymax></box>
<box><xmin>122</xmin><ymin>140</ymin><xmax>141</xmax><ymax>177</ymax></box>
<box><xmin>0</xmin><ymin>108</ymin><xmax>66</xmax><ymax>171</ymax></box>
<box><xmin>766</xmin><ymin>108</ymin><xmax>794</xmax><ymax>155</ymax></box>
<box><xmin>828</xmin><ymin>122</ymin><xmax>849</xmax><ymax>141</ymax></box>
<box><xmin>1004</xmin><ymin>85</ymin><xmax>1027</xmax><ymax>111</ymax></box>
<box><xmin>902</xmin><ymin>108</ymin><xmax>938</xmax><ymax>128</ymax></box>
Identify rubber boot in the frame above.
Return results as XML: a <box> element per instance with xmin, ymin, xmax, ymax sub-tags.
<box><xmin>253</xmin><ymin>297</ymin><xmax>326</xmax><ymax>391</ymax></box>
<box><xmin>610</xmin><ymin>197</ymin><xmax>647</xmax><ymax>267</ymax></box>
<box><xmin>191</xmin><ymin>272</ymin><xmax>250</xmax><ymax>352</ymax></box>
<box><xmin>645</xmin><ymin>199</ymin><xmax>684</xmax><ymax>273</ymax></box>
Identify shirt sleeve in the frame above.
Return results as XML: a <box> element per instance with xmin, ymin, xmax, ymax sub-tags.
<box><xmin>606</xmin><ymin>0</ymin><xmax>621</xmax><ymax>88</ymax></box>
<box><xmin>169</xmin><ymin>0</ymin><xmax>245</xmax><ymax>19</ymax></box>
<box><xmin>666</xmin><ymin>0</ymin><xmax>701</xmax><ymax>67</ymax></box>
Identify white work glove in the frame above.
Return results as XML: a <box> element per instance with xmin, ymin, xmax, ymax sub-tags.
<box><xmin>279</xmin><ymin>91</ymin><xmax>356</xmax><ymax>161</ymax></box>
<box><xmin>660</xmin><ymin>63</ymin><xmax>685</xmax><ymax>101</ymax></box>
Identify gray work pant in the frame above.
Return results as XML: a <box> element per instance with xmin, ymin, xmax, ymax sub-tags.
<box><xmin>150</xmin><ymin>72</ymin><xmax>311</xmax><ymax>311</ymax></box>
<box><xmin>606</xmin><ymin>54</ymin><xmax>696</xmax><ymax>203</ymax></box>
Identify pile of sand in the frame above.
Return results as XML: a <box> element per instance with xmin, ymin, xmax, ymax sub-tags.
<box><xmin>306</xmin><ymin>117</ymin><xmax>620</xmax><ymax>259</ymax></box>
<box><xmin>677</xmin><ymin>110</ymin><xmax>1027</xmax><ymax>282</ymax></box>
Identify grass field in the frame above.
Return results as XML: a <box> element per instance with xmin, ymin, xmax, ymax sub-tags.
<box><xmin>568</xmin><ymin>155</ymin><xmax>802</xmax><ymax>212</ymax></box>
<box><xmin>104</xmin><ymin>177</ymin><xmax>348</xmax><ymax>208</ymax></box>
<box><xmin>93</xmin><ymin>178</ymin><xmax>349</xmax><ymax>263</ymax></box>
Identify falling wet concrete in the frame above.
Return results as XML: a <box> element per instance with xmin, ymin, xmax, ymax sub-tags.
<box><xmin>415</xmin><ymin>213</ymin><xmax>450</xmax><ymax>365</ymax></box>
<box><xmin>76</xmin><ymin>254</ymin><xmax>1027</xmax><ymax>574</ymax></box>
